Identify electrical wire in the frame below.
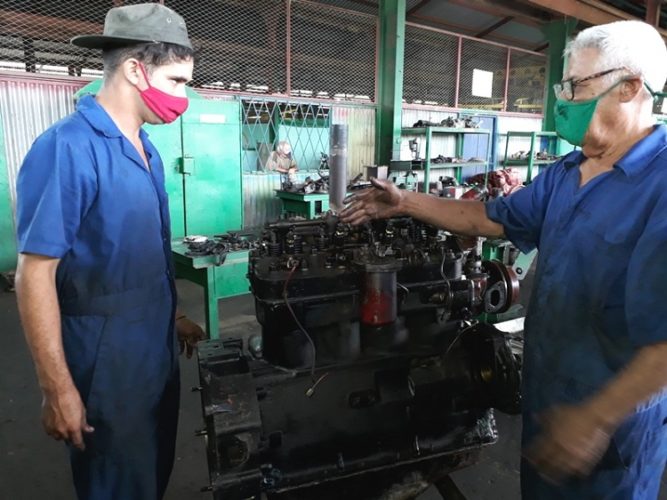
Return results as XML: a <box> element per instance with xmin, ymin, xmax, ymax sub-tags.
<box><xmin>283</xmin><ymin>262</ymin><xmax>317</xmax><ymax>380</ymax></box>
<box><xmin>444</xmin><ymin>321</ymin><xmax>477</xmax><ymax>356</ymax></box>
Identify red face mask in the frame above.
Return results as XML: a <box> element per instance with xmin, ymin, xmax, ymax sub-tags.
<box><xmin>137</xmin><ymin>63</ymin><xmax>189</xmax><ymax>123</ymax></box>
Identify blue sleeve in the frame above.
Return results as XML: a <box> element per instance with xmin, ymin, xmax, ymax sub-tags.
<box><xmin>625</xmin><ymin>192</ymin><xmax>667</xmax><ymax>347</ymax></box>
<box><xmin>16</xmin><ymin>130</ymin><xmax>98</xmax><ymax>258</ymax></box>
<box><xmin>484</xmin><ymin>164</ymin><xmax>557</xmax><ymax>253</ymax></box>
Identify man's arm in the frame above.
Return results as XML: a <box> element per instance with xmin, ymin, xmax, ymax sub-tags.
<box><xmin>526</xmin><ymin>342</ymin><xmax>667</xmax><ymax>482</ymax></box>
<box><xmin>341</xmin><ymin>178</ymin><xmax>505</xmax><ymax>238</ymax></box>
<box><xmin>15</xmin><ymin>253</ymin><xmax>93</xmax><ymax>450</ymax></box>
<box><xmin>589</xmin><ymin>342</ymin><xmax>667</xmax><ymax>427</ymax></box>
<box><xmin>401</xmin><ymin>192</ymin><xmax>504</xmax><ymax>238</ymax></box>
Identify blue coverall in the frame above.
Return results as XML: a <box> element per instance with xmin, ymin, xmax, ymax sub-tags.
<box><xmin>487</xmin><ymin>124</ymin><xmax>667</xmax><ymax>499</ymax></box>
<box><xmin>16</xmin><ymin>95</ymin><xmax>179</xmax><ymax>499</ymax></box>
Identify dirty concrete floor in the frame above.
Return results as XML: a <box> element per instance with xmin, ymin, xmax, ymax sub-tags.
<box><xmin>1</xmin><ymin>280</ymin><xmax>665</xmax><ymax>499</ymax></box>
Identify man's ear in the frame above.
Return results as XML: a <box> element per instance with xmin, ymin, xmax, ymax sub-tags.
<box><xmin>121</xmin><ymin>58</ymin><xmax>143</xmax><ymax>88</ymax></box>
<box><xmin>619</xmin><ymin>78</ymin><xmax>644</xmax><ymax>103</ymax></box>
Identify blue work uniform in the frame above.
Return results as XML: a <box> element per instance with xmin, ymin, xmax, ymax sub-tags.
<box><xmin>16</xmin><ymin>95</ymin><xmax>179</xmax><ymax>500</ymax></box>
<box><xmin>487</xmin><ymin>124</ymin><xmax>667</xmax><ymax>499</ymax></box>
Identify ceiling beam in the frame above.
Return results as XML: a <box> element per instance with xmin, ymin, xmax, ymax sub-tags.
<box><xmin>475</xmin><ymin>16</ymin><xmax>514</xmax><ymax>38</ymax></box>
<box><xmin>522</xmin><ymin>0</ymin><xmax>667</xmax><ymax>37</ymax></box>
<box><xmin>407</xmin><ymin>0</ymin><xmax>433</xmax><ymax>16</ymax></box>
<box><xmin>407</xmin><ymin>15</ymin><xmax>543</xmax><ymax>50</ymax></box>
<box><xmin>645</xmin><ymin>0</ymin><xmax>662</xmax><ymax>27</ymax></box>
<box><xmin>346</xmin><ymin>0</ymin><xmax>380</xmax><ymax>8</ymax></box>
<box><xmin>446</xmin><ymin>0</ymin><xmax>550</xmax><ymax>27</ymax></box>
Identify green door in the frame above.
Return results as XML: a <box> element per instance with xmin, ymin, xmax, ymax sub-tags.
<box><xmin>143</xmin><ymin>120</ymin><xmax>186</xmax><ymax>238</ymax></box>
<box><xmin>180</xmin><ymin>99</ymin><xmax>242</xmax><ymax>235</ymax></box>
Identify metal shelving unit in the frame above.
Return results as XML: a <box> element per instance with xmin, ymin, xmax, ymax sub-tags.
<box><xmin>502</xmin><ymin>131</ymin><xmax>559</xmax><ymax>183</ymax></box>
<box><xmin>398</xmin><ymin>127</ymin><xmax>493</xmax><ymax>193</ymax></box>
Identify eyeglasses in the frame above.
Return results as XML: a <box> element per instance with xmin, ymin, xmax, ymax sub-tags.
<box><xmin>553</xmin><ymin>68</ymin><xmax>625</xmax><ymax>101</ymax></box>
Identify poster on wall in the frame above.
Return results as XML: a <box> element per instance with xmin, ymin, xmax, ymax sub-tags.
<box><xmin>472</xmin><ymin>69</ymin><xmax>493</xmax><ymax>99</ymax></box>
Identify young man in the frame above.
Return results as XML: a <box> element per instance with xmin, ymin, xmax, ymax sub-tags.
<box><xmin>342</xmin><ymin>20</ymin><xmax>667</xmax><ymax>500</ymax></box>
<box><xmin>15</xmin><ymin>4</ymin><xmax>204</xmax><ymax>499</ymax></box>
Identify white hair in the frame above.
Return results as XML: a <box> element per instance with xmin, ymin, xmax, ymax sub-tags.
<box><xmin>565</xmin><ymin>20</ymin><xmax>667</xmax><ymax>94</ymax></box>
<box><xmin>276</xmin><ymin>140</ymin><xmax>291</xmax><ymax>154</ymax></box>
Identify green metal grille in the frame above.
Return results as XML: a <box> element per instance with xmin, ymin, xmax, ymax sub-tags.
<box><xmin>242</xmin><ymin>98</ymin><xmax>331</xmax><ymax>172</ymax></box>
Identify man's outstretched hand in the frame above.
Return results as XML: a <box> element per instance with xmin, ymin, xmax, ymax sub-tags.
<box><xmin>339</xmin><ymin>178</ymin><xmax>404</xmax><ymax>225</ymax></box>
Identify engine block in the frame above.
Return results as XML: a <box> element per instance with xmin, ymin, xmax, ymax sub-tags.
<box><xmin>197</xmin><ymin>215</ymin><xmax>522</xmax><ymax>499</ymax></box>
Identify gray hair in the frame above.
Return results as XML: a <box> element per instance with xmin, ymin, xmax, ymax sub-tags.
<box><xmin>564</xmin><ymin>20</ymin><xmax>667</xmax><ymax>95</ymax></box>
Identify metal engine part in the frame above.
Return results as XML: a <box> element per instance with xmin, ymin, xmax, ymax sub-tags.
<box><xmin>197</xmin><ymin>215</ymin><xmax>522</xmax><ymax>499</ymax></box>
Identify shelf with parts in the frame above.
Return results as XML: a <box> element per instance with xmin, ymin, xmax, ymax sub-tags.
<box><xmin>396</xmin><ymin>126</ymin><xmax>493</xmax><ymax>193</ymax></box>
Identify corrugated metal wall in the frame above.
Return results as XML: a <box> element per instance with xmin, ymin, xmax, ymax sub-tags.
<box><xmin>0</xmin><ymin>77</ymin><xmax>376</xmax><ymax>232</ymax></box>
<box><xmin>242</xmin><ymin>171</ymin><xmax>313</xmax><ymax>229</ymax></box>
<box><xmin>332</xmin><ymin>105</ymin><xmax>375</xmax><ymax>177</ymax></box>
<box><xmin>0</xmin><ymin>77</ymin><xmax>81</xmax><ymax>211</ymax></box>
<box><xmin>401</xmin><ymin>107</ymin><xmax>458</xmax><ymax>161</ymax></box>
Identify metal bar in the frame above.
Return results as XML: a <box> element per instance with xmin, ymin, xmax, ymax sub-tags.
<box><xmin>503</xmin><ymin>48</ymin><xmax>511</xmax><ymax>113</ymax></box>
<box><xmin>375</xmin><ymin>16</ymin><xmax>380</xmax><ymax>104</ymax></box>
<box><xmin>646</xmin><ymin>0</ymin><xmax>661</xmax><ymax>27</ymax></box>
<box><xmin>407</xmin><ymin>0</ymin><xmax>434</xmax><ymax>15</ymax></box>
<box><xmin>525</xmin><ymin>0</ymin><xmax>667</xmax><ymax>37</ymax></box>
<box><xmin>406</xmin><ymin>21</ymin><xmax>547</xmax><ymax>56</ymax></box>
<box><xmin>527</xmin><ymin>131</ymin><xmax>536</xmax><ymax>182</ymax></box>
<box><xmin>475</xmin><ymin>16</ymin><xmax>514</xmax><ymax>38</ymax></box>
<box><xmin>542</xmin><ymin>19</ymin><xmax>578</xmax><ymax>135</ymax></box>
<box><xmin>375</xmin><ymin>0</ymin><xmax>406</xmax><ymax>165</ymax></box>
<box><xmin>454</xmin><ymin>37</ymin><xmax>462</xmax><ymax>108</ymax></box>
<box><xmin>403</xmin><ymin>102</ymin><xmax>543</xmax><ymax>118</ymax></box>
<box><xmin>205</xmin><ymin>268</ymin><xmax>220</xmax><ymax>340</ymax></box>
<box><xmin>295</xmin><ymin>0</ymin><xmax>377</xmax><ymax>19</ymax></box>
<box><xmin>0</xmin><ymin>102</ymin><xmax>17</xmax><ymax>272</ymax></box>
<box><xmin>424</xmin><ymin>127</ymin><xmax>432</xmax><ymax>193</ymax></box>
<box><xmin>286</xmin><ymin>0</ymin><xmax>292</xmax><ymax>97</ymax></box>
<box><xmin>533</xmin><ymin>42</ymin><xmax>549</xmax><ymax>52</ymax></box>
<box><xmin>447</xmin><ymin>0</ymin><xmax>548</xmax><ymax>26</ymax></box>
<box><xmin>329</xmin><ymin>124</ymin><xmax>348</xmax><ymax>213</ymax></box>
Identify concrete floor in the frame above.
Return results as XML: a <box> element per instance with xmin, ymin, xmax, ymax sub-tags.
<box><xmin>1</xmin><ymin>280</ymin><xmax>665</xmax><ymax>499</ymax></box>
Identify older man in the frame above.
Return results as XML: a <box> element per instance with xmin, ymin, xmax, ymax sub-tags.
<box><xmin>341</xmin><ymin>20</ymin><xmax>667</xmax><ymax>498</ymax></box>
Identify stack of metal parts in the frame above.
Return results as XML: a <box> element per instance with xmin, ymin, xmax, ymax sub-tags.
<box><xmin>196</xmin><ymin>213</ymin><xmax>523</xmax><ymax>499</ymax></box>
<box><xmin>183</xmin><ymin>232</ymin><xmax>259</xmax><ymax>264</ymax></box>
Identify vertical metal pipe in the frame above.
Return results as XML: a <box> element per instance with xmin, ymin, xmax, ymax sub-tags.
<box><xmin>329</xmin><ymin>124</ymin><xmax>348</xmax><ymax>213</ymax></box>
<box><xmin>454</xmin><ymin>37</ymin><xmax>462</xmax><ymax>108</ymax></box>
<box><xmin>503</xmin><ymin>48</ymin><xmax>511</xmax><ymax>112</ymax></box>
<box><xmin>286</xmin><ymin>0</ymin><xmax>292</xmax><ymax>96</ymax></box>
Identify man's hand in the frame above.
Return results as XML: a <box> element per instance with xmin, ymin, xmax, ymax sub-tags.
<box><xmin>42</xmin><ymin>386</ymin><xmax>94</xmax><ymax>451</ymax></box>
<box><xmin>524</xmin><ymin>404</ymin><xmax>614</xmax><ymax>484</ymax></box>
<box><xmin>176</xmin><ymin>316</ymin><xmax>205</xmax><ymax>359</ymax></box>
<box><xmin>340</xmin><ymin>178</ymin><xmax>404</xmax><ymax>225</ymax></box>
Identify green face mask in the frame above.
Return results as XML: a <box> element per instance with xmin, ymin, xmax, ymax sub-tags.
<box><xmin>554</xmin><ymin>80</ymin><xmax>625</xmax><ymax>147</ymax></box>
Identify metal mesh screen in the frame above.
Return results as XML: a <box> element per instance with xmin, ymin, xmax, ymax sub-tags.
<box><xmin>313</xmin><ymin>0</ymin><xmax>378</xmax><ymax>15</ymax></box>
<box><xmin>0</xmin><ymin>0</ymin><xmax>121</xmax><ymax>76</ymax></box>
<box><xmin>459</xmin><ymin>38</ymin><xmax>508</xmax><ymax>111</ymax></box>
<box><xmin>175</xmin><ymin>0</ymin><xmax>287</xmax><ymax>92</ymax></box>
<box><xmin>0</xmin><ymin>0</ymin><xmax>288</xmax><ymax>92</ymax></box>
<box><xmin>506</xmin><ymin>50</ymin><xmax>546</xmax><ymax>114</ymax></box>
<box><xmin>403</xmin><ymin>25</ymin><xmax>458</xmax><ymax>106</ymax></box>
<box><xmin>242</xmin><ymin>98</ymin><xmax>331</xmax><ymax>172</ymax></box>
<box><xmin>290</xmin><ymin>0</ymin><xmax>376</xmax><ymax>101</ymax></box>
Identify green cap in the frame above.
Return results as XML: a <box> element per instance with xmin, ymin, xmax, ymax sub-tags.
<box><xmin>71</xmin><ymin>3</ymin><xmax>192</xmax><ymax>50</ymax></box>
